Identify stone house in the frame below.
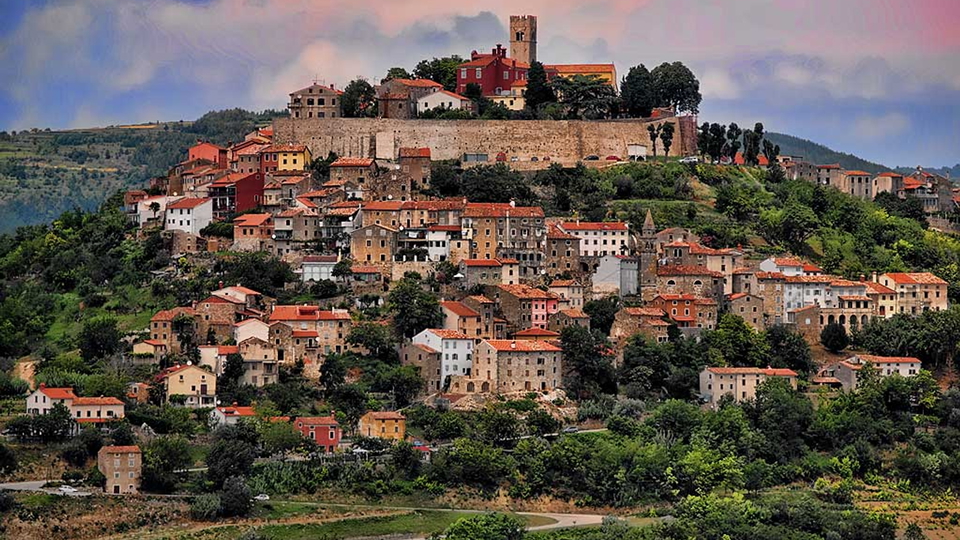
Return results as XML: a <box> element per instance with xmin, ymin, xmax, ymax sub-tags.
<box><xmin>288</xmin><ymin>83</ymin><xmax>343</xmax><ymax>119</ymax></box>
<box><xmin>461</xmin><ymin>203</ymin><xmax>545</xmax><ymax>278</ymax></box>
<box><xmin>411</xmin><ymin>329</ymin><xmax>474</xmax><ymax>391</ymax></box>
<box><xmin>350</xmin><ymin>224</ymin><xmax>398</xmax><ymax>271</ymax></box>
<box><xmin>544</xmin><ymin>224</ymin><xmax>581</xmax><ymax>278</ymax></box>
<box><xmin>131</xmin><ymin>340</ymin><xmax>167</xmax><ymax>364</ymax></box>
<box><xmin>98</xmin><ymin>446</ymin><xmax>142</xmax><ymax>495</ymax></box>
<box><xmin>723</xmin><ymin>293</ymin><xmax>766</xmax><ymax>330</ymax></box>
<box><xmin>378</xmin><ymin>78</ymin><xmax>443</xmax><ymax>119</ymax></box>
<box><xmin>463</xmin><ymin>295</ymin><xmax>506</xmax><ymax>340</ymax></box>
<box><xmin>661</xmin><ymin>241</ymin><xmax>742</xmax><ymax>294</ymax></box>
<box><xmin>401</xmin><ymin>342</ymin><xmax>443</xmax><ymax>393</ymax></box>
<box><xmin>610</xmin><ymin>307</ymin><xmax>670</xmax><ymax>345</ymax></box>
<box><xmin>330</xmin><ymin>157</ymin><xmax>378</xmax><ymax>188</ymax></box>
<box><xmin>149</xmin><ymin>307</ymin><xmax>197</xmax><ymax>355</ymax></box>
<box><xmin>656</xmin><ymin>265</ymin><xmax>724</xmax><ymax>302</ymax></box>
<box><xmin>458</xmin><ymin>258</ymin><xmax>520</xmax><ymax>289</ymax></box>
<box><xmin>398</xmin><ymin>147</ymin><xmax>432</xmax><ymax>192</ymax></box>
<box><xmin>232</xmin><ymin>213</ymin><xmax>273</xmax><ymax>252</ymax></box>
<box><xmin>441</xmin><ymin>301</ymin><xmax>486</xmax><ymax>342</ymax></box>
<box><xmin>818</xmin><ymin>354</ymin><xmax>922</xmax><ymax>391</ymax></box>
<box><xmin>649</xmin><ymin>294</ymin><xmax>717</xmax><ymax>331</ymax></box>
<box><xmin>878</xmin><ymin>272</ymin><xmax>949</xmax><ymax>315</ymax></box>
<box><xmin>493</xmin><ymin>284</ymin><xmax>560</xmax><ymax>331</ymax></box>
<box><xmin>274</xmin><ymin>207</ymin><xmax>321</xmax><ymax>256</ymax></box>
<box><xmin>547</xmin><ymin>308</ymin><xmax>590</xmax><ymax>333</ymax></box>
<box><xmin>358</xmin><ymin>411</ymin><xmax>406</xmax><ymax>440</ymax></box>
<box><xmin>455</xmin><ymin>340</ymin><xmax>562</xmax><ymax>394</ymax></box>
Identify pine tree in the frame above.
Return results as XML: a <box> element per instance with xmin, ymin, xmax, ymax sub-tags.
<box><xmin>524</xmin><ymin>61</ymin><xmax>555</xmax><ymax>111</ymax></box>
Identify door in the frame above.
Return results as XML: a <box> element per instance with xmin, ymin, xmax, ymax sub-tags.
<box><xmin>113</xmin><ymin>485</ymin><xmax>120</xmax><ymax>494</ymax></box>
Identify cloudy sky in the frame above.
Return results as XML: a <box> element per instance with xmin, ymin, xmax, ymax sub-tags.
<box><xmin>2</xmin><ymin>0</ymin><xmax>959</xmax><ymax>167</ymax></box>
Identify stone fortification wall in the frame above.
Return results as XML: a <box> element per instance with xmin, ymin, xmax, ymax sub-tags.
<box><xmin>273</xmin><ymin>117</ymin><xmax>695</xmax><ymax>164</ymax></box>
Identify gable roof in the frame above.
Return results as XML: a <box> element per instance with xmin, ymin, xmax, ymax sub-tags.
<box><xmin>883</xmin><ymin>272</ymin><xmax>948</xmax><ymax>285</ymax></box>
<box><xmin>484</xmin><ymin>340</ymin><xmax>562</xmax><ymax>352</ymax></box>
<box><xmin>560</xmin><ymin>221</ymin><xmax>628</xmax><ymax>231</ymax></box>
<box><xmin>498</xmin><ymin>284</ymin><xmax>557</xmax><ymax>299</ymax></box>
<box><xmin>513</xmin><ymin>327</ymin><xmax>561</xmax><ymax>338</ymax></box>
<box><xmin>441</xmin><ymin>301</ymin><xmax>480</xmax><ymax>318</ymax></box>
<box><xmin>167</xmin><ymin>197</ymin><xmax>210</xmax><ymax>210</ymax></box>
<box><xmin>37</xmin><ymin>385</ymin><xmax>77</xmax><ymax>400</ymax></box>
<box><xmin>399</xmin><ymin>147</ymin><xmax>431</xmax><ymax>158</ymax></box>
<box><xmin>462</xmin><ymin>203</ymin><xmax>544</xmax><ymax>218</ymax></box>
<box><xmin>73</xmin><ymin>396</ymin><xmax>124</xmax><ymax>406</ymax></box>
<box><xmin>331</xmin><ymin>157</ymin><xmax>375</xmax><ymax>168</ymax></box>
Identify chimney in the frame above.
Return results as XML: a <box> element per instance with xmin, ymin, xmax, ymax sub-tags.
<box><xmin>511</xmin><ymin>341</ymin><xmax>516</xmax><ymax>349</ymax></box>
<box><xmin>509</xmin><ymin>198</ymin><xmax>516</xmax><ymax>207</ymax></box>
<box><xmin>859</xmin><ymin>274</ymin><xmax>865</xmax><ymax>282</ymax></box>
<box><xmin>218</xmin><ymin>280</ymin><xmax>224</xmax><ymax>289</ymax></box>
<box><xmin>872</xmin><ymin>271</ymin><xmax>879</xmax><ymax>283</ymax></box>
<box><xmin>39</xmin><ymin>383</ymin><xmax>46</xmax><ymax>389</ymax></box>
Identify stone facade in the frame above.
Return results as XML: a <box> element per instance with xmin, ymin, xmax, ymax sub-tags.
<box><xmin>456</xmin><ymin>340</ymin><xmax>562</xmax><ymax>394</ymax></box>
<box><xmin>98</xmin><ymin>446</ymin><xmax>142</xmax><ymax>495</ymax></box>
<box><xmin>273</xmin><ymin>117</ymin><xmax>694</xmax><ymax>165</ymax></box>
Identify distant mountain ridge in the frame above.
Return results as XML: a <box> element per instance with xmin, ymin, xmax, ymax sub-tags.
<box><xmin>764</xmin><ymin>132</ymin><xmax>889</xmax><ymax>174</ymax></box>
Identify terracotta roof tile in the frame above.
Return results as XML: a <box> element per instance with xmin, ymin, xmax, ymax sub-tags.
<box><xmin>441</xmin><ymin>301</ymin><xmax>480</xmax><ymax>317</ymax></box>
<box><xmin>484</xmin><ymin>340</ymin><xmax>562</xmax><ymax>352</ymax></box>
<box><xmin>167</xmin><ymin>197</ymin><xmax>210</xmax><ymax>210</ymax></box>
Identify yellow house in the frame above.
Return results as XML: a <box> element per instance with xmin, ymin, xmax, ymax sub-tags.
<box><xmin>156</xmin><ymin>364</ymin><xmax>217</xmax><ymax>408</ymax></box>
<box><xmin>491</xmin><ymin>81</ymin><xmax>527</xmax><ymax>111</ymax></box>
<box><xmin>358</xmin><ymin>411</ymin><xmax>406</xmax><ymax>441</ymax></box>
<box><xmin>267</xmin><ymin>144</ymin><xmax>313</xmax><ymax>172</ymax></box>
<box><xmin>545</xmin><ymin>64</ymin><xmax>618</xmax><ymax>91</ymax></box>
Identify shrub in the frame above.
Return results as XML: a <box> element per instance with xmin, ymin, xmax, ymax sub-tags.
<box><xmin>219</xmin><ymin>476</ymin><xmax>252</xmax><ymax>517</ymax></box>
<box><xmin>190</xmin><ymin>493</ymin><xmax>221</xmax><ymax>520</ymax></box>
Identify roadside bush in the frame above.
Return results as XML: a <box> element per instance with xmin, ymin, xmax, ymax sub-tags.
<box><xmin>219</xmin><ymin>476</ymin><xmax>252</xmax><ymax>517</ymax></box>
<box><xmin>190</xmin><ymin>493</ymin><xmax>221</xmax><ymax>520</ymax></box>
<box><xmin>0</xmin><ymin>443</ymin><xmax>18</xmax><ymax>475</ymax></box>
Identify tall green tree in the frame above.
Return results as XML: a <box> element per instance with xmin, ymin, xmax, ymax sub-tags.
<box><xmin>387</xmin><ymin>275</ymin><xmax>442</xmax><ymax>338</ymax></box>
<box><xmin>141</xmin><ymin>435</ymin><xmax>192</xmax><ymax>492</ymax></box>
<box><xmin>764</xmin><ymin>325</ymin><xmax>815</xmax><ymax>376</ymax></box>
<box><xmin>725</xmin><ymin>123</ymin><xmax>743</xmax><ymax>161</ymax></box>
<box><xmin>382</xmin><ymin>67</ymin><xmax>412</xmax><ymax>82</ymax></box>
<box><xmin>621</xmin><ymin>64</ymin><xmax>656</xmax><ymax>118</ymax></box>
<box><xmin>341</xmin><ymin>78</ymin><xmax>377</xmax><ymax>118</ymax></box>
<box><xmin>524</xmin><ymin>61</ymin><xmax>555</xmax><ymax>111</ymax></box>
<box><xmin>650</xmin><ymin>61</ymin><xmax>702</xmax><ymax>114</ymax></box>
<box><xmin>647</xmin><ymin>124</ymin><xmax>662</xmax><ymax>159</ymax></box>
<box><xmin>705</xmin><ymin>314</ymin><xmax>770</xmax><ymax>367</ymax></box>
<box><xmin>743</xmin><ymin>122</ymin><xmax>764</xmax><ymax>166</ymax></box>
<box><xmin>820</xmin><ymin>322</ymin><xmax>850</xmax><ymax>353</ymax></box>
<box><xmin>660</xmin><ymin>122</ymin><xmax>676</xmax><ymax>160</ymax></box>
<box><xmin>560</xmin><ymin>326</ymin><xmax>617</xmax><ymax>399</ymax></box>
<box><xmin>550</xmin><ymin>74</ymin><xmax>617</xmax><ymax>119</ymax></box>
<box><xmin>413</xmin><ymin>56</ymin><xmax>464</xmax><ymax>91</ymax></box>
<box><xmin>79</xmin><ymin>315</ymin><xmax>122</xmax><ymax>362</ymax></box>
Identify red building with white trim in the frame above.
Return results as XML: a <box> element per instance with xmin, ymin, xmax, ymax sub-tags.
<box><xmin>456</xmin><ymin>44</ymin><xmax>529</xmax><ymax>97</ymax></box>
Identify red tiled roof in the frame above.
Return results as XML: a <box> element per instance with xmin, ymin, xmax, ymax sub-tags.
<box><xmin>844</xmin><ymin>170</ymin><xmax>871</xmax><ymax>176</ymax></box>
<box><xmin>560</xmin><ymin>308</ymin><xmax>588</xmax><ymax>318</ymax></box>
<box><xmin>441</xmin><ymin>301</ymin><xmax>480</xmax><ymax>318</ymax></box>
<box><xmin>216</xmin><ymin>406</ymin><xmax>257</xmax><ymax>417</ymax></box>
<box><xmin>652</xmin><ymin>293</ymin><xmax>698</xmax><ymax>301</ymax></box>
<box><xmin>883</xmin><ymin>272</ymin><xmax>948</xmax><ymax>285</ymax></box>
<box><xmin>549</xmin><ymin>280</ymin><xmax>578</xmax><ymax>287</ymax></box>
<box><xmin>38</xmin><ymin>386</ymin><xmax>77</xmax><ymax>400</ymax></box>
<box><xmin>399</xmin><ymin>147</ymin><xmax>431</xmax><ymax>158</ymax></box>
<box><xmin>462</xmin><ymin>203</ymin><xmax>544</xmax><ymax>218</ymax></box>
<box><xmin>401</xmin><ymin>199</ymin><xmax>467</xmax><ymax>211</ymax></box>
<box><xmin>817</xmin><ymin>164</ymin><xmax>841</xmax><ymax>169</ymax></box>
<box><xmin>560</xmin><ymin>221</ymin><xmax>628</xmax><ymax>231</ymax></box>
<box><xmin>903</xmin><ymin>177</ymin><xmax>925</xmax><ymax>190</ymax></box>
<box><xmin>411</xmin><ymin>343</ymin><xmax>439</xmax><ymax>354</ymax></box>
<box><xmin>363</xmin><ymin>201</ymin><xmax>405</xmax><ymax>211</ymax></box>
<box><xmin>772</xmin><ymin>257</ymin><xmax>804</xmax><ymax>267</ymax></box>
<box><xmin>498</xmin><ymin>284</ymin><xmax>557</xmax><ymax>299</ymax></box>
<box><xmin>428</xmin><ymin>225</ymin><xmax>462</xmax><ymax>232</ymax></box>
<box><xmin>331</xmin><ymin>157</ymin><xmax>375</xmax><ymax>168</ymax></box>
<box><xmin>234</xmin><ymin>213</ymin><xmax>272</xmax><ymax>227</ymax></box>
<box><xmin>863</xmin><ymin>281</ymin><xmax>895</xmax><ymax>294</ymax></box>
<box><xmin>547</xmin><ymin>224</ymin><xmax>579</xmax><ymax>240</ymax></box>
<box><xmin>73</xmin><ymin>396</ymin><xmax>124</xmax><ymax>406</ymax></box>
<box><xmin>351</xmin><ymin>265</ymin><xmax>381</xmax><ymax>274</ymax></box>
<box><xmin>292</xmin><ymin>330</ymin><xmax>319</xmax><ymax>338</ymax></box>
<box><xmin>803</xmin><ymin>263</ymin><xmax>822</xmax><ymax>272</ymax></box>
<box><xmin>100</xmin><ymin>445</ymin><xmax>141</xmax><ymax>454</ymax></box>
<box><xmin>151</xmin><ymin>306</ymin><xmax>196</xmax><ymax>322</ymax></box>
<box><xmin>513</xmin><ymin>328</ymin><xmax>560</xmax><ymax>337</ymax></box>
<box><xmin>269</xmin><ymin>306</ymin><xmax>351</xmax><ymax>322</ymax></box>
<box><xmin>876</xmin><ymin>172</ymin><xmax>904</xmax><ymax>178</ymax></box>
<box><xmin>434</xmin><ymin>89</ymin><xmax>469</xmax><ymax>100</ymax></box>
<box><xmin>143</xmin><ymin>339</ymin><xmax>166</xmax><ymax>347</ymax></box>
<box><xmin>467</xmin><ymin>295</ymin><xmax>494</xmax><ymax>303</ymax></box>
<box><xmin>210</xmin><ymin>172</ymin><xmax>256</xmax><ymax>186</ymax></box>
<box><xmin>167</xmin><ymin>197</ymin><xmax>210</xmax><ymax>210</ymax></box>
<box><xmin>462</xmin><ymin>259</ymin><xmax>502</xmax><ymax>267</ymax></box>
<box><xmin>426</xmin><ymin>328</ymin><xmax>472</xmax><ymax>340</ymax></box>
<box><xmin>657</xmin><ymin>265</ymin><xmax>722</xmax><ymax>277</ymax></box>
<box><xmin>726</xmin><ymin>293</ymin><xmax>749</xmax><ymax>300</ymax></box>
<box><xmin>695</xmin><ymin>298</ymin><xmax>717</xmax><ymax>305</ymax></box>
<box><xmin>391</xmin><ymin>78</ymin><xmax>443</xmax><ymax>88</ymax></box>
<box><xmin>851</xmin><ymin>354</ymin><xmax>921</xmax><ymax>365</ymax></box>
<box><xmin>756</xmin><ymin>271</ymin><xmax>786</xmax><ymax>280</ymax></box>
<box><xmin>484</xmin><ymin>340</ymin><xmax>562</xmax><ymax>352</ymax></box>
<box><xmin>544</xmin><ymin>63</ymin><xmax>616</xmax><ymax>76</ymax></box>
<box><xmin>784</xmin><ymin>275</ymin><xmax>838</xmax><ymax>284</ymax></box>
<box><xmin>295</xmin><ymin>416</ymin><xmax>338</xmax><ymax>426</ymax></box>
<box><xmin>706</xmin><ymin>367</ymin><xmax>798</xmax><ymax>377</ymax></box>
<box><xmin>733</xmin><ymin>152</ymin><xmax>770</xmax><ymax>166</ymax></box>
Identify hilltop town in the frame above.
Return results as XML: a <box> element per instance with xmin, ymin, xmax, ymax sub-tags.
<box><xmin>3</xmin><ymin>12</ymin><xmax>960</xmax><ymax>540</ymax></box>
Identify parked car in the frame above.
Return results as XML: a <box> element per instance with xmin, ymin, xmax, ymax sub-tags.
<box><xmin>605</xmin><ymin>155</ymin><xmax>621</xmax><ymax>161</ymax></box>
<box><xmin>561</xmin><ymin>426</ymin><xmax>580</xmax><ymax>434</ymax></box>
<box><xmin>530</xmin><ymin>156</ymin><xmax>539</xmax><ymax>162</ymax></box>
<box><xmin>254</xmin><ymin>494</ymin><xmax>270</xmax><ymax>501</ymax></box>
<box><xmin>58</xmin><ymin>485</ymin><xmax>78</xmax><ymax>493</ymax></box>
<box><xmin>583</xmin><ymin>155</ymin><xmax>600</xmax><ymax>161</ymax></box>
<box><xmin>679</xmin><ymin>156</ymin><xmax>699</xmax><ymax>164</ymax></box>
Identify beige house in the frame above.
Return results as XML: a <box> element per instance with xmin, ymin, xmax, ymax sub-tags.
<box><xmin>98</xmin><ymin>445</ymin><xmax>142</xmax><ymax>495</ymax></box>
<box><xmin>358</xmin><ymin>411</ymin><xmax>406</xmax><ymax>441</ymax></box>
<box><xmin>155</xmin><ymin>364</ymin><xmax>217</xmax><ymax>408</ymax></box>
<box><xmin>818</xmin><ymin>354</ymin><xmax>922</xmax><ymax>391</ymax></box>
<box><xmin>878</xmin><ymin>272</ymin><xmax>949</xmax><ymax>316</ymax></box>
<box><xmin>71</xmin><ymin>397</ymin><xmax>125</xmax><ymax>426</ymax></box>
<box><xmin>699</xmin><ymin>367</ymin><xmax>798</xmax><ymax>408</ymax></box>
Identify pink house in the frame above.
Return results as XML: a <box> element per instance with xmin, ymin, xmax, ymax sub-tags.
<box><xmin>496</xmin><ymin>284</ymin><xmax>560</xmax><ymax>330</ymax></box>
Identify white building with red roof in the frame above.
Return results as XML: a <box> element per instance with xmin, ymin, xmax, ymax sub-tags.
<box><xmin>819</xmin><ymin>354</ymin><xmax>922</xmax><ymax>391</ymax></box>
<box><xmin>27</xmin><ymin>384</ymin><xmax>78</xmax><ymax>415</ymax></box>
<box><xmin>417</xmin><ymin>89</ymin><xmax>473</xmax><ymax>114</ymax></box>
<box><xmin>165</xmin><ymin>197</ymin><xmax>212</xmax><ymax>235</ymax></box>
<box><xmin>412</xmin><ymin>329</ymin><xmax>474</xmax><ymax>385</ymax></box>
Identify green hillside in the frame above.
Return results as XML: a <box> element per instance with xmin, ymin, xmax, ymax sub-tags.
<box><xmin>0</xmin><ymin>109</ymin><xmax>285</xmax><ymax>233</ymax></box>
<box><xmin>765</xmin><ymin>132</ymin><xmax>889</xmax><ymax>173</ymax></box>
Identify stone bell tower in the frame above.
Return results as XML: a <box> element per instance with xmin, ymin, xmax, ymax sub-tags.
<box><xmin>509</xmin><ymin>15</ymin><xmax>537</xmax><ymax>65</ymax></box>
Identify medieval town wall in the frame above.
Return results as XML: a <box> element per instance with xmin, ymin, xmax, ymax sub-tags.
<box><xmin>273</xmin><ymin>116</ymin><xmax>696</xmax><ymax>164</ymax></box>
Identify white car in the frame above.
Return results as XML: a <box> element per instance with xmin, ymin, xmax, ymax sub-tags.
<box><xmin>254</xmin><ymin>493</ymin><xmax>270</xmax><ymax>501</ymax></box>
<box><xmin>58</xmin><ymin>485</ymin><xmax>78</xmax><ymax>493</ymax></box>
<box><xmin>679</xmin><ymin>156</ymin><xmax>699</xmax><ymax>164</ymax></box>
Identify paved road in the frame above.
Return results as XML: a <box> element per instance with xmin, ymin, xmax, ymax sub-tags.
<box><xmin>0</xmin><ymin>480</ymin><xmax>92</xmax><ymax>497</ymax></box>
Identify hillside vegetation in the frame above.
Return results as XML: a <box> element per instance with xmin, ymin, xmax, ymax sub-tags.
<box><xmin>765</xmin><ymin>132</ymin><xmax>889</xmax><ymax>173</ymax></box>
<box><xmin>0</xmin><ymin>109</ymin><xmax>285</xmax><ymax>232</ymax></box>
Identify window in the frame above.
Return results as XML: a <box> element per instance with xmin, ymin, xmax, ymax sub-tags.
<box><xmin>475</xmin><ymin>68</ymin><xmax>482</xmax><ymax>78</ymax></box>
<box><xmin>460</xmin><ymin>68</ymin><xmax>467</xmax><ymax>79</ymax></box>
